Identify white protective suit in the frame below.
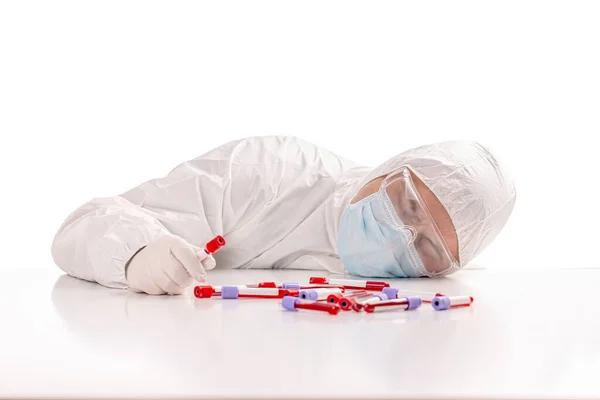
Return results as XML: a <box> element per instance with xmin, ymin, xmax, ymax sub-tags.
<box><xmin>51</xmin><ymin>136</ymin><xmax>515</xmax><ymax>289</ymax></box>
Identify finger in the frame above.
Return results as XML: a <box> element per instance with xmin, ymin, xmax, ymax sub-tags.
<box><xmin>136</xmin><ymin>278</ymin><xmax>165</xmax><ymax>295</ymax></box>
<box><xmin>169</xmin><ymin>239</ymin><xmax>207</xmax><ymax>281</ymax></box>
<box><xmin>163</xmin><ymin>265</ymin><xmax>193</xmax><ymax>289</ymax></box>
<box><xmin>195</xmin><ymin>246</ymin><xmax>217</xmax><ymax>271</ymax></box>
<box><xmin>161</xmin><ymin>254</ymin><xmax>193</xmax><ymax>287</ymax></box>
<box><xmin>142</xmin><ymin>284</ymin><xmax>166</xmax><ymax>296</ymax></box>
<box><xmin>150</xmin><ymin>257</ymin><xmax>184</xmax><ymax>295</ymax></box>
<box><xmin>189</xmin><ymin>243</ymin><xmax>205</xmax><ymax>255</ymax></box>
<box><xmin>199</xmin><ymin>253</ymin><xmax>216</xmax><ymax>271</ymax></box>
<box><xmin>129</xmin><ymin>255</ymin><xmax>164</xmax><ymax>295</ymax></box>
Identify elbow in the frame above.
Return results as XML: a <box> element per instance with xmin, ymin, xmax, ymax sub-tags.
<box><xmin>51</xmin><ymin>230</ymin><xmax>75</xmax><ymax>276</ymax></box>
<box><xmin>50</xmin><ymin>202</ymin><xmax>99</xmax><ymax>277</ymax></box>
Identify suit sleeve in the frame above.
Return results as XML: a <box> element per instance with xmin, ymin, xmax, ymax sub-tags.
<box><xmin>51</xmin><ymin>138</ymin><xmax>253</xmax><ymax>289</ymax></box>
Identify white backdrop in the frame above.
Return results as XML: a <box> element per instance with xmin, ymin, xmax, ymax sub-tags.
<box><xmin>1</xmin><ymin>1</ymin><xmax>598</xmax><ymax>271</ymax></box>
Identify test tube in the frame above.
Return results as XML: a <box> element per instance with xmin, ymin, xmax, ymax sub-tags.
<box><xmin>431</xmin><ymin>295</ymin><xmax>474</xmax><ymax>310</ymax></box>
<box><xmin>301</xmin><ymin>284</ymin><xmax>345</xmax><ymax>290</ymax></box>
<box><xmin>260</xmin><ymin>283</ymin><xmax>344</xmax><ymax>290</ymax></box>
<box><xmin>193</xmin><ymin>285</ymin><xmax>247</xmax><ymax>298</ymax></box>
<box><xmin>298</xmin><ymin>288</ymin><xmax>342</xmax><ymax>301</ymax></box>
<box><xmin>382</xmin><ymin>287</ymin><xmax>444</xmax><ymax>303</ymax></box>
<box><xmin>257</xmin><ymin>282</ymin><xmax>278</xmax><ymax>288</ymax></box>
<box><xmin>327</xmin><ymin>290</ymin><xmax>367</xmax><ymax>305</ymax></box>
<box><xmin>363</xmin><ymin>297</ymin><xmax>422</xmax><ymax>313</ymax></box>
<box><xmin>281</xmin><ymin>296</ymin><xmax>341</xmax><ymax>315</ymax></box>
<box><xmin>339</xmin><ymin>292</ymin><xmax>374</xmax><ymax>310</ymax></box>
<box><xmin>351</xmin><ymin>293</ymin><xmax>389</xmax><ymax>312</ymax></box>
<box><xmin>253</xmin><ymin>282</ymin><xmax>337</xmax><ymax>289</ymax></box>
<box><xmin>221</xmin><ymin>286</ymin><xmax>299</xmax><ymax>299</ymax></box>
<box><xmin>309</xmin><ymin>277</ymin><xmax>390</xmax><ymax>290</ymax></box>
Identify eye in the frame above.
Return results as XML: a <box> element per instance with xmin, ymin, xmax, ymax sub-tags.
<box><xmin>408</xmin><ymin>200</ymin><xmax>426</xmax><ymax>223</ymax></box>
<box><xmin>410</xmin><ymin>200</ymin><xmax>418</xmax><ymax>213</ymax></box>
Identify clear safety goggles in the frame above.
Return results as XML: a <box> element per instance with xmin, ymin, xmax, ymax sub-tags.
<box><xmin>379</xmin><ymin>167</ymin><xmax>460</xmax><ymax>277</ymax></box>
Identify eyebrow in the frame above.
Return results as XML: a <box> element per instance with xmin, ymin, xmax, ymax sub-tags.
<box><xmin>398</xmin><ymin>195</ymin><xmax>417</xmax><ymax>217</ymax></box>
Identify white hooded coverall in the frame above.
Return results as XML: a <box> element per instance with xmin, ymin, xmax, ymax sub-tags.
<box><xmin>51</xmin><ymin>135</ymin><xmax>516</xmax><ymax>289</ymax></box>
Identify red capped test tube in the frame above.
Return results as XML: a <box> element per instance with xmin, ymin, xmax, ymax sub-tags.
<box><xmin>363</xmin><ymin>297</ymin><xmax>422</xmax><ymax>313</ymax></box>
<box><xmin>339</xmin><ymin>291</ymin><xmax>374</xmax><ymax>310</ymax></box>
<box><xmin>282</xmin><ymin>296</ymin><xmax>341</xmax><ymax>315</ymax></box>
<box><xmin>309</xmin><ymin>277</ymin><xmax>389</xmax><ymax>290</ymax></box>
<box><xmin>255</xmin><ymin>282</ymin><xmax>345</xmax><ymax>290</ymax></box>
<box><xmin>327</xmin><ymin>290</ymin><xmax>367</xmax><ymax>305</ymax></box>
<box><xmin>221</xmin><ymin>286</ymin><xmax>299</xmax><ymax>299</ymax></box>
<box><xmin>351</xmin><ymin>292</ymin><xmax>389</xmax><ymax>312</ymax></box>
<box><xmin>257</xmin><ymin>282</ymin><xmax>278</xmax><ymax>288</ymax></box>
<box><xmin>194</xmin><ymin>285</ymin><xmax>247</xmax><ymax>298</ymax></box>
<box><xmin>204</xmin><ymin>235</ymin><xmax>226</xmax><ymax>254</ymax></box>
<box><xmin>431</xmin><ymin>295</ymin><xmax>474</xmax><ymax>310</ymax></box>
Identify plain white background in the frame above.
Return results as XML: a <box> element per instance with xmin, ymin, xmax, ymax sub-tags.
<box><xmin>1</xmin><ymin>1</ymin><xmax>599</xmax><ymax>272</ymax></box>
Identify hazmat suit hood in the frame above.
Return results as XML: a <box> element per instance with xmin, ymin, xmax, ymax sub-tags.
<box><xmin>334</xmin><ymin>140</ymin><xmax>516</xmax><ymax>268</ymax></box>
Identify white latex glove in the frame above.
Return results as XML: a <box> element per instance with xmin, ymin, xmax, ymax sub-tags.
<box><xmin>125</xmin><ymin>235</ymin><xmax>216</xmax><ymax>295</ymax></box>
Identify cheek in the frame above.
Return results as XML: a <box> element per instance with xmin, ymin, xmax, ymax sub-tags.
<box><xmin>420</xmin><ymin>251</ymin><xmax>451</xmax><ymax>274</ymax></box>
<box><xmin>437</xmin><ymin>228</ymin><xmax>459</xmax><ymax>261</ymax></box>
<box><xmin>419</xmin><ymin>194</ymin><xmax>459</xmax><ymax>259</ymax></box>
<box><xmin>447</xmin><ymin>236</ymin><xmax>460</xmax><ymax>262</ymax></box>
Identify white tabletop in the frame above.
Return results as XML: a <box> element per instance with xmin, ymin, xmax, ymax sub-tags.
<box><xmin>1</xmin><ymin>266</ymin><xmax>599</xmax><ymax>400</ymax></box>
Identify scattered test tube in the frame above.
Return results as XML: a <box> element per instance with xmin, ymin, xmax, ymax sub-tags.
<box><xmin>382</xmin><ymin>287</ymin><xmax>444</xmax><ymax>303</ymax></box>
<box><xmin>310</xmin><ymin>277</ymin><xmax>390</xmax><ymax>290</ymax></box>
<box><xmin>193</xmin><ymin>271</ymin><xmax>468</xmax><ymax>317</ymax></box>
<box><xmin>431</xmin><ymin>295</ymin><xmax>474</xmax><ymax>310</ymax></box>
<box><xmin>339</xmin><ymin>292</ymin><xmax>374</xmax><ymax>310</ymax></box>
<box><xmin>193</xmin><ymin>285</ymin><xmax>299</xmax><ymax>299</ymax></box>
<box><xmin>363</xmin><ymin>297</ymin><xmax>422</xmax><ymax>313</ymax></box>
<box><xmin>221</xmin><ymin>286</ymin><xmax>299</xmax><ymax>299</ymax></box>
<box><xmin>282</xmin><ymin>296</ymin><xmax>341</xmax><ymax>315</ymax></box>
<box><xmin>257</xmin><ymin>282</ymin><xmax>278</xmax><ymax>288</ymax></box>
<box><xmin>299</xmin><ymin>288</ymin><xmax>342</xmax><ymax>301</ymax></box>
<box><xmin>351</xmin><ymin>293</ymin><xmax>389</xmax><ymax>312</ymax></box>
<box><xmin>193</xmin><ymin>285</ymin><xmax>247</xmax><ymax>298</ymax></box>
<box><xmin>327</xmin><ymin>290</ymin><xmax>368</xmax><ymax>305</ymax></box>
<box><xmin>260</xmin><ymin>283</ymin><xmax>345</xmax><ymax>290</ymax></box>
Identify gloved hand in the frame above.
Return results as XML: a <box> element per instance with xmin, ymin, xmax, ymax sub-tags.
<box><xmin>125</xmin><ymin>235</ymin><xmax>216</xmax><ymax>295</ymax></box>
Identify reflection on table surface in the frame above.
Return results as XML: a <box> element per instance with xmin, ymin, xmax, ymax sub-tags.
<box><xmin>1</xmin><ymin>267</ymin><xmax>599</xmax><ymax>399</ymax></box>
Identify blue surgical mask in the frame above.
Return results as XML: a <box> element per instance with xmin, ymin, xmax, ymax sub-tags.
<box><xmin>337</xmin><ymin>190</ymin><xmax>427</xmax><ymax>278</ymax></box>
